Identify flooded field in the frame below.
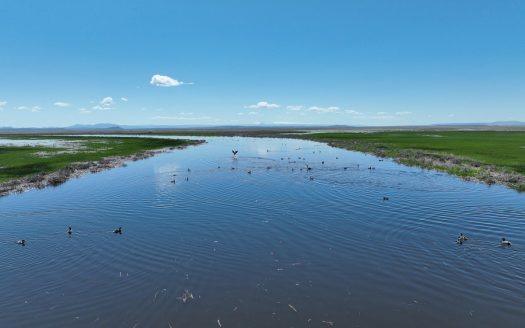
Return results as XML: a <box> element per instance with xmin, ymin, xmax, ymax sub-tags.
<box><xmin>1</xmin><ymin>137</ymin><xmax>524</xmax><ymax>327</ymax></box>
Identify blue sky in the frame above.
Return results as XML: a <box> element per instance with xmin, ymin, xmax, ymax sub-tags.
<box><xmin>0</xmin><ymin>0</ymin><xmax>523</xmax><ymax>127</ymax></box>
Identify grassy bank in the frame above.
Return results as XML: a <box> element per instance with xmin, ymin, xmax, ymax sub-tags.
<box><xmin>303</xmin><ymin>131</ymin><xmax>525</xmax><ymax>191</ymax></box>
<box><xmin>0</xmin><ymin>136</ymin><xmax>199</xmax><ymax>184</ymax></box>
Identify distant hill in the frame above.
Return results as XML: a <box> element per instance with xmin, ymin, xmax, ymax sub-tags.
<box><xmin>1</xmin><ymin>121</ymin><xmax>525</xmax><ymax>132</ymax></box>
<box><xmin>67</xmin><ymin>123</ymin><xmax>122</xmax><ymax>130</ymax></box>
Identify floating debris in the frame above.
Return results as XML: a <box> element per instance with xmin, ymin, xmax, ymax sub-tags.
<box><xmin>322</xmin><ymin>320</ymin><xmax>335</xmax><ymax>327</ymax></box>
<box><xmin>217</xmin><ymin>319</ymin><xmax>222</xmax><ymax>327</ymax></box>
<box><xmin>288</xmin><ymin>304</ymin><xmax>298</xmax><ymax>312</ymax></box>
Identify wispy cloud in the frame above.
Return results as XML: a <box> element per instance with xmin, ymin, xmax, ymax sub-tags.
<box><xmin>345</xmin><ymin>109</ymin><xmax>364</xmax><ymax>115</ymax></box>
<box><xmin>120</xmin><ymin>97</ymin><xmax>128</xmax><ymax>102</ymax></box>
<box><xmin>53</xmin><ymin>101</ymin><xmax>70</xmax><ymax>108</ymax></box>
<box><xmin>395</xmin><ymin>111</ymin><xmax>412</xmax><ymax>116</ymax></box>
<box><xmin>151</xmin><ymin>115</ymin><xmax>212</xmax><ymax>121</ymax></box>
<box><xmin>150</xmin><ymin>74</ymin><xmax>191</xmax><ymax>87</ymax></box>
<box><xmin>30</xmin><ymin>106</ymin><xmax>42</xmax><ymax>113</ymax></box>
<box><xmin>79</xmin><ymin>108</ymin><xmax>92</xmax><ymax>114</ymax></box>
<box><xmin>306</xmin><ymin>106</ymin><xmax>340</xmax><ymax>113</ymax></box>
<box><xmin>244</xmin><ymin>101</ymin><xmax>280</xmax><ymax>109</ymax></box>
<box><xmin>0</xmin><ymin>100</ymin><xmax>6</xmax><ymax>111</ymax></box>
<box><xmin>238</xmin><ymin>111</ymin><xmax>259</xmax><ymax>116</ymax></box>
<box><xmin>286</xmin><ymin>105</ymin><xmax>305</xmax><ymax>111</ymax></box>
<box><xmin>151</xmin><ymin>112</ymin><xmax>212</xmax><ymax>121</ymax></box>
<box><xmin>92</xmin><ymin>96</ymin><xmax>114</xmax><ymax>110</ymax></box>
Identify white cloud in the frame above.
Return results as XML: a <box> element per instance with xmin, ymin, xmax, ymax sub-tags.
<box><xmin>79</xmin><ymin>108</ymin><xmax>92</xmax><ymax>114</ymax></box>
<box><xmin>92</xmin><ymin>96</ymin><xmax>114</xmax><ymax>110</ymax></box>
<box><xmin>273</xmin><ymin>121</ymin><xmax>312</xmax><ymax>125</ymax></box>
<box><xmin>307</xmin><ymin>106</ymin><xmax>340</xmax><ymax>113</ymax></box>
<box><xmin>286</xmin><ymin>105</ymin><xmax>305</xmax><ymax>111</ymax></box>
<box><xmin>100</xmin><ymin>97</ymin><xmax>113</xmax><ymax>107</ymax></box>
<box><xmin>17</xmin><ymin>106</ymin><xmax>27</xmax><ymax>110</ymax></box>
<box><xmin>395</xmin><ymin>111</ymin><xmax>412</xmax><ymax>116</ymax></box>
<box><xmin>53</xmin><ymin>101</ymin><xmax>70</xmax><ymax>108</ymax></box>
<box><xmin>0</xmin><ymin>100</ymin><xmax>6</xmax><ymax>111</ymax></box>
<box><xmin>150</xmin><ymin>74</ymin><xmax>190</xmax><ymax>87</ymax></box>
<box><xmin>121</xmin><ymin>97</ymin><xmax>128</xmax><ymax>102</ymax></box>
<box><xmin>151</xmin><ymin>115</ymin><xmax>212</xmax><ymax>121</ymax></box>
<box><xmin>345</xmin><ymin>109</ymin><xmax>364</xmax><ymax>115</ymax></box>
<box><xmin>30</xmin><ymin>106</ymin><xmax>41</xmax><ymax>113</ymax></box>
<box><xmin>244</xmin><ymin>101</ymin><xmax>280</xmax><ymax>109</ymax></box>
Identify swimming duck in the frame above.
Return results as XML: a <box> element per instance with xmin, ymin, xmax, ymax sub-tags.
<box><xmin>67</xmin><ymin>226</ymin><xmax>72</xmax><ymax>235</ymax></box>
<box><xmin>113</xmin><ymin>227</ymin><xmax>122</xmax><ymax>234</ymax></box>
<box><xmin>501</xmin><ymin>238</ymin><xmax>511</xmax><ymax>247</ymax></box>
<box><xmin>16</xmin><ymin>239</ymin><xmax>26</xmax><ymax>246</ymax></box>
<box><xmin>456</xmin><ymin>233</ymin><xmax>468</xmax><ymax>244</ymax></box>
<box><xmin>383</xmin><ymin>196</ymin><xmax>389</xmax><ymax>201</ymax></box>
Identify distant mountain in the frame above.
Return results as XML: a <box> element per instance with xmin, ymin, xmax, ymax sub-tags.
<box><xmin>2</xmin><ymin>121</ymin><xmax>525</xmax><ymax>132</ymax></box>
<box><xmin>433</xmin><ymin>121</ymin><xmax>525</xmax><ymax>127</ymax></box>
<box><xmin>67</xmin><ymin>123</ymin><xmax>122</xmax><ymax>130</ymax></box>
<box><xmin>490</xmin><ymin>121</ymin><xmax>525</xmax><ymax>126</ymax></box>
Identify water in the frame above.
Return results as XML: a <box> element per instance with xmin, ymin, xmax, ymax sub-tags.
<box><xmin>0</xmin><ymin>138</ymin><xmax>80</xmax><ymax>147</ymax></box>
<box><xmin>1</xmin><ymin>137</ymin><xmax>524</xmax><ymax>327</ymax></box>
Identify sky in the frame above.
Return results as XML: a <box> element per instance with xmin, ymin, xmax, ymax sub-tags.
<box><xmin>0</xmin><ymin>0</ymin><xmax>524</xmax><ymax>127</ymax></box>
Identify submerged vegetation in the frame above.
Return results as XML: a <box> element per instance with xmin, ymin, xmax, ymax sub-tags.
<box><xmin>304</xmin><ymin>131</ymin><xmax>525</xmax><ymax>191</ymax></box>
<box><xmin>0</xmin><ymin>136</ymin><xmax>202</xmax><ymax>195</ymax></box>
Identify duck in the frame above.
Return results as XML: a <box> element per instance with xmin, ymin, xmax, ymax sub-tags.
<box><xmin>247</xmin><ymin>170</ymin><xmax>252</xmax><ymax>174</ymax></box>
<box><xmin>383</xmin><ymin>196</ymin><xmax>389</xmax><ymax>201</ymax></box>
<box><xmin>456</xmin><ymin>233</ymin><xmax>468</xmax><ymax>244</ymax></box>
<box><xmin>67</xmin><ymin>226</ymin><xmax>72</xmax><ymax>235</ymax></box>
<box><xmin>16</xmin><ymin>239</ymin><xmax>26</xmax><ymax>246</ymax></box>
<box><xmin>501</xmin><ymin>238</ymin><xmax>511</xmax><ymax>247</ymax></box>
<box><xmin>232</xmin><ymin>150</ymin><xmax>238</xmax><ymax>156</ymax></box>
<box><xmin>113</xmin><ymin>227</ymin><xmax>122</xmax><ymax>234</ymax></box>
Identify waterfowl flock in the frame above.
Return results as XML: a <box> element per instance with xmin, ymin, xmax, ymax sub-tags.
<box><xmin>15</xmin><ymin>226</ymin><xmax>123</xmax><ymax>246</ymax></box>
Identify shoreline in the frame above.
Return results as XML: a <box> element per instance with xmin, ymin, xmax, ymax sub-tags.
<box><xmin>319</xmin><ymin>139</ymin><xmax>525</xmax><ymax>192</ymax></box>
<box><xmin>0</xmin><ymin>140</ymin><xmax>205</xmax><ymax>197</ymax></box>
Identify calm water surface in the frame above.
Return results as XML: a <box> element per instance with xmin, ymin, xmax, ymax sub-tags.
<box><xmin>1</xmin><ymin>137</ymin><xmax>524</xmax><ymax>327</ymax></box>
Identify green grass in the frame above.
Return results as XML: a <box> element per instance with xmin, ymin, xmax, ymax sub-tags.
<box><xmin>305</xmin><ymin>131</ymin><xmax>525</xmax><ymax>174</ymax></box>
<box><xmin>0</xmin><ymin>136</ymin><xmax>195</xmax><ymax>183</ymax></box>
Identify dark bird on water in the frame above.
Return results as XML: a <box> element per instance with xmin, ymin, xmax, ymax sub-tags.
<box><xmin>383</xmin><ymin>196</ymin><xmax>389</xmax><ymax>201</ymax></box>
<box><xmin>67</xmin><ymin>226</ymin><xmax>72</xmax><ymax>235</ymax></box>
<box><xmin>113</xmin><ymin>227</ymin><xmax>122</xmax><ymax>234</ymax></box>
<box><xmin>16</xmin><ymin>239</ymin><xmax>26</xmax><ymax>246</ymax></box>
<box><xmin>306</xmin><ymin>164</ymin><xmax>312</xmax><ymax>171</ymax></box>
<box><xmin>456</xmin><ymin>233</ymin><xmax>468</xmax><ymax>244</ymax></box>
<box><xmin>501</xmin><ymin>238</ymin><xmax>511</xmax><ymax>247</ymax></box>
<box><xmin>232</xmin><ymin>150</ymin><xmax>238</xmax><ymax>156</ymax></box>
